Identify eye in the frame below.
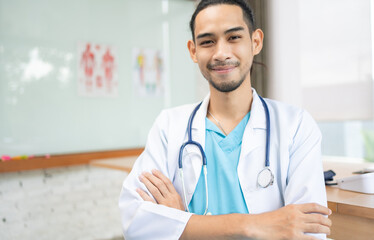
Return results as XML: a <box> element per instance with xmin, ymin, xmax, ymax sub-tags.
<box><xmin>200</xmin><ymin>40</ymin><xmax>214</xmax><ymax>46</ymax></box>
<box><xmin>229</xmin><ymin>35</ymin><xmax>241</xmax><ymax>41</ymax></box>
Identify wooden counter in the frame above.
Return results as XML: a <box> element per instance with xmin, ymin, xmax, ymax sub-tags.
<box><xmin>323</xmin><ymin>160</ymin><xmax>374</xmax><ymax>239</ymax></box>
<box><xmin>90</xmin><ymin>156</ymin><xmax>137</xmax><ymax>173</ymax></box>
<box><xmin>91</xmin><ymin>156</ymin><xmax>374</xmax><ymax>239</ymax></box>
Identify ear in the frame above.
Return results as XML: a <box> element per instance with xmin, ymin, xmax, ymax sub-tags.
<box><xmin>251</xmin><ymin>29</ymin><xmax>264</xmax><ymax>56</ymax></box>
<box><xmin>187</xmin><ymin>40</ymin><xmax>198</xmax><ymax>63</ymax></box>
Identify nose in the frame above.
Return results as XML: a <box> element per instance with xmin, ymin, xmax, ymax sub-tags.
<box><xmin>212</xmin><ymin>40</ymin><xmax>232</xmax><ymax>62</ymax></box>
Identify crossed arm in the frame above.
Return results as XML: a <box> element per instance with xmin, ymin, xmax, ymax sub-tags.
<box><xmin>137</xmin><ymin>169</ymin><xmax>332</xmax><ymax>240</ymax></box>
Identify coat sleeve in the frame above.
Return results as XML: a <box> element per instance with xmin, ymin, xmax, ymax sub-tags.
<box><xmin>119</xmin><ymin>110</ymin><xmax>192</xmax><ymax>240</ymax></box>
<box><xmin>284</xmin><ymin>110</ymin><xmax>327</xmax><ymax>240</ymax></box>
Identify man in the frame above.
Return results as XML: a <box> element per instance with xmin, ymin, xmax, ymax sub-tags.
<box><xmin>119</xmin><ymin>0</ymin><xmax>331</xmax><ymax>239</ymax></box>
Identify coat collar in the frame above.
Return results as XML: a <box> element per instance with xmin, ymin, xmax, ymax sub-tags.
<box><xmin>191</xmin><ymin>93</ymin><xmax>209</xmax><ymax>132</ymax></box>
<box><xmin>247</xmin><ymin>89</ymin><xmax>267</xmax><ymax>130</ymax></box>
<box><xmin>241</xmin><ymin>89</ymin><xmax>267</xmax><ymax>159</ymax></box>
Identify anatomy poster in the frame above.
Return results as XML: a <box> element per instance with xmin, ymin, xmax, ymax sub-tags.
<box><xmin>132</xmin><ymin>48</ymin><xmax>164</xmax><ymax>97</ymax></box>
<box><xmin>78</xmin><ymin>42</ymin><xmax>118</xmax><ymax>97</ymax></box>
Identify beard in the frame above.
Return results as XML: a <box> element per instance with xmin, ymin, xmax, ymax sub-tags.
<box><xmin>208</xmin><ymin>76</ymin><xmax>246</xmax><ymax>92</ymax></box>
<box><xmin>204</xmin><ymin>60</ymin><xmax>250</xmax><ymax>93</ymax></box>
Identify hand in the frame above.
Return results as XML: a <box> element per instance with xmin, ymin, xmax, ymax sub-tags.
<box><xmin>247</xmin><ymin>203</ymin><xmax>332</xmax><ymax>240</ymax></box>
<box><xmin>137</xmin><ymin>169</ymin><xmax>185</xmax><ymax>211</ymax></box>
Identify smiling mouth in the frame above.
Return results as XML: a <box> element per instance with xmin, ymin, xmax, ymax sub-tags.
<box><xmin>208</xmin><ymin>61</ymin><xmax>239</xmax><ymax>74</ymax></box>
<box><xmin>212</xmin><ymin>66</ymin><xmax>236</xmax><ymax>74</ymax></box>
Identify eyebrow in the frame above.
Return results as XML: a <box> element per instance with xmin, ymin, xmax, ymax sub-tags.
<box><xmin>196</xmin><ymin>26</ymin><xmax>245</xmax><ymax>40</ymax></box>
<box><xmin>224</xmin><ymin>26</ymin><xmax>245</xmax><ymax>35</ymax></box>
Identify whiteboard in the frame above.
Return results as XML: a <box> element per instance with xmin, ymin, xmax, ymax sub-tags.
<box><xmin>0</xmin><ymin>0</ymin><xmax>197</xmax><ymax>156</ymax></box>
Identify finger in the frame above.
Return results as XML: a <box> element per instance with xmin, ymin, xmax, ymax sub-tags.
<box><xmin>142</xmin><ymin>172</ymin><xmax>170</xmax><ymax>197</ymax></box>
<box><xmin>139</xmin><ymin>174</ymin><xmax>164</xmax><ymax>202</ymax></box>
<box><xmin>303</xmin><ymin>223</ymin><xmax>331</xmax><ymax>235</ymax></box>
<box><xmin>136</xmin><ymin>188</ymin><xmax>156</xmax><ymax>203</ymax></box>
<box><xmin>152</xmin><ymin>169</ymin><xmax>177</xmax><ymax>193</ymax></box>
<box><xmin>300</xmin><ymin>203</ymin><xmax>332</xmax><ymax>215</ymax></box>
<box><xmin>303</xmin><ymin>213</ymin><xmax>332</xmax><ymax>227</ymax></box>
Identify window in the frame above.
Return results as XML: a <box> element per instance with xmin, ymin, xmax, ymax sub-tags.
<box><xmin>267</xmin><ymin>0</ymin><xmax>374</xmax><ymax>162</ymax></box>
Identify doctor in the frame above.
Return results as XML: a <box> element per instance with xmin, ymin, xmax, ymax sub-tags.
<box><xmin>119</xmin><ymin>0</ymin><xmax>331</xmax><ymax>239</ymax></box>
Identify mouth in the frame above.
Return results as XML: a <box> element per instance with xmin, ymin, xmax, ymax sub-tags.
<box><xmin>208</xmin><ymin>61</ymin><xmax>239</xmax><ymax>74</ymax></box>
<box><xmin>211</xmin><ymin>66</ymin><xmax>236</xmax><ymax>74</ymax></box>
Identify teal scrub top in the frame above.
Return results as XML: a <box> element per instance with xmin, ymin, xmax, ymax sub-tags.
<box><xmin>188</xmin><ymin>112</ymin><xmax>250</xmax><ymax>215</ymax></box>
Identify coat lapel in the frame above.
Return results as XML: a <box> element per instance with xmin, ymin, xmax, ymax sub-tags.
<box><xmin>238</xmin><ymin>89</ymin><xmax>268</xmax><ymax>194</ymax></box>
<box><xmin>241</xmin><ymin>89</ymin><xmax>267</xmax><ymax>157</ymax></box>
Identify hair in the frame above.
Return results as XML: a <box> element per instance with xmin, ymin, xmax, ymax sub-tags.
<box><xmin>189</xmin><ymin>0</ymin><xmax>255</xmax><ymax>41</ymax></box>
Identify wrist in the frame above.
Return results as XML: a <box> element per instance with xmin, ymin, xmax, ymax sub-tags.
<box><xmin>238</xmin><ymin>214</ymin><xmax>258</xmax><ymax>239</ymax></box>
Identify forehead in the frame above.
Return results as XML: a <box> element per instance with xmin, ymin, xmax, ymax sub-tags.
<box><xmin>194</xmin><ymin>4</ymin><xmax>248</xmax><ymax>36</ymax></box>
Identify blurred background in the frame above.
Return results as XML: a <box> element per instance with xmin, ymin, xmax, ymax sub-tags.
<box><xmin>0</xmin><ymin>0</ymin><xmax>373</xmax><ymax>239</ymax></box>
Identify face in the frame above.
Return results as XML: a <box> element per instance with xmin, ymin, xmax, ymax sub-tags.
<box><xmin>188</xmin><ymin>4</ymin><xmax>263</xmax><ymax>93</ymax></box>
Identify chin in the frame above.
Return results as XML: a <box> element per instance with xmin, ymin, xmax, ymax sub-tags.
<box><xmin>209</xmin><ymin>79</ymin><xmax>244</xmax><ymax>93</ymax></box>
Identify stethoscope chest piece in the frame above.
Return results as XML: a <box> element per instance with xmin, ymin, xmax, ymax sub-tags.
<box><xmin>257</xmin><ymin>167</ymin><xmax>274</xmax><ymax>188</ymax></box>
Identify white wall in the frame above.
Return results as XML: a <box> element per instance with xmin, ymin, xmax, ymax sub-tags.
<box><xmin>0</xmin><ymin>166</ymin><xmax>127</xmax><ymax>240</ymax></box>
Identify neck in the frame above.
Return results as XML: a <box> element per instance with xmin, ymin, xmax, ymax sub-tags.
<box><xmin>207</xmin><ymin>77</ymin><xmax>253</xmax><ymax>134</ymax></box>
<box><xmin>208</xmin><ymin>77</ymin><xmax>253</xmax><ymax>120</ymax></box>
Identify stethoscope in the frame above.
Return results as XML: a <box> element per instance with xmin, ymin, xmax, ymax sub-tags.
<box><xmin>178</xmin><ymin>95</ymin><xmax>274</xmax><ymax>215</ymax></box>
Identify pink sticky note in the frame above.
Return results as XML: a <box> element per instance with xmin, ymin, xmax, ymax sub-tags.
<box><xmin>45</xmin><ymin>154</ymin><xmax>51</xmax><ymax>159</ymax></box>
<box><xmin>1</xmin><ymin>155</ymin><xmax>11</xmax><ymax>161</ymax></box>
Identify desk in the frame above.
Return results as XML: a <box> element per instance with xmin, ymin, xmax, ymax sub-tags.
<box><xmin>91</xmin><ymin>156</ymin><xmax>374</xmax><ymax>239</ymax></box>
<box><xmin>323</xmin><ymin>160</ymin><xmax>374</xmax><ymax>240</ymax></box>
<box><xmin>90</xmin><ymin>156</ymin><xmax>137</xmax><ymax>172</ymax></box>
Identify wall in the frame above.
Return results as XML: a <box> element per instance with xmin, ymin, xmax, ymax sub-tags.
<box><xmin>266</xmin><ymin>0</ymin><xmax>302</xmax><ymax>107</ymax></box>
<box><xmin>0</xmin><ymin>1</ymin><xmax>197</xmax><ymax>238</ymax></box>
<box><xmin>0</xmin><ymin>0</ymin><xmax>196</xmax><ymax>157</ymax></box>
<box><xmin>0</xmin><ymin>166</ymin><xmax>127</xmax><ymax>240</ymax></box>
<box><xmin>266</xmin><ymin>0</ymin><xmax>373</xmax><ymax>160</ymax></box>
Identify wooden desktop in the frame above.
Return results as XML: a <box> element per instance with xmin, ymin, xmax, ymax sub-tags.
<box><xmin>91</xmin><ymin>157</ymin><xmax>374</xmax><ymax>240</ymax></box>
<box><xmin>323</xmin><ymin>160</ymin><xmax>374</xmax><ymax>239</ymax></box>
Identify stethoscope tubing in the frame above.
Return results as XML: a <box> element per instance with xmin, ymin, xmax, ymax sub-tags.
<box><xmin>258</xmin><ymin>96</ymin><xmax>270</xmax><ymax>167</ymax></box>
<box><xmin>178</xmin><ymin>95</ymin><xmax>272</xmax><ymax>214</ymax></box>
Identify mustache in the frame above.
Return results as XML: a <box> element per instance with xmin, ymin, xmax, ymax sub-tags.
<box><xmin>207</xmin><ymin>61</ymin><xmax>240</xmax><ymax>70</ymax></box>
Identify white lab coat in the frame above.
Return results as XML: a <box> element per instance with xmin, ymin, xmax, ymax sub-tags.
<box><xmin>119</xmin><ymin>89</ymin><xmax>327</xmax><ymax>240</ymax></box>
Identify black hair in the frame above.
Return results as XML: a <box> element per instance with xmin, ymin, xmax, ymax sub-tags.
<box><xmin>189</xmin><ymin>0</ymin><xmax>255</xmax><ymax>41</ymax></box>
